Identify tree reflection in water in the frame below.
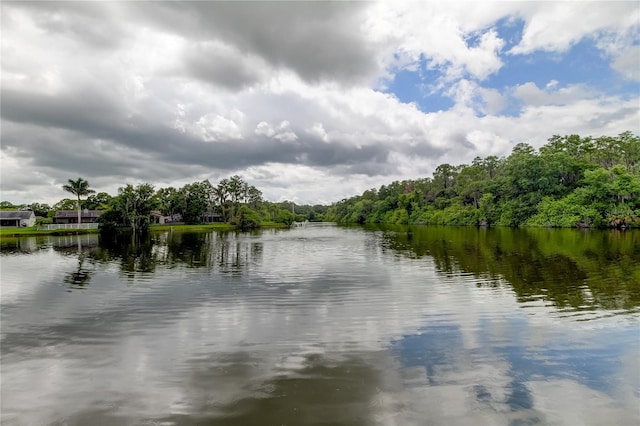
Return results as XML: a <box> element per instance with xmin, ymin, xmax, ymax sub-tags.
<box><xmin>373</xmin><ymin>225</ymin><xmax>640</xmax><ymax>314</ymax></box>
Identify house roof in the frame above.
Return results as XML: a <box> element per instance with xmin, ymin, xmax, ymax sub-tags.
<box><xmin>0</xmin><ymin>210</ymin><xmax>35</xmax><ymax>220</ymax></box>
<box><xmin>54</xmin><ymin>210</ymin><xmax>103</xmax><ymax>218</ymax></box>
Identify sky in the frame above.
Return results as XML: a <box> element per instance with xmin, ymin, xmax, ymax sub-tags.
<box><xmin>1</xmin><ymin>1</ymin><xmax>639</xmax><ymax>206</ymax></box>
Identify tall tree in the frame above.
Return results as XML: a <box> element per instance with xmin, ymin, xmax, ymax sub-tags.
<box><xmin>29</xmin><ymin>203</ymin><xmax>51</xmax><ymax>217</ymax></box>
<box><xmin>247</xmin><ymin>185</ymin><xmax>263</xmax><ymax>208</ymax></box>
<box><xmin>62</xmin><ymin>177</ymin><xmax>95</xmax><ymax>225</ymax></box>
<box><xmin>179</xmin><ymin>181</ymin><xmax>209</xmax><ymax>224</ymax></box>
<box><xmin>84</xmin><ymin>192</ymin><xmax>113</xmax><ymax>210</ymax></box>
<box><xmin>117</xmin><ymin>183</ymin><xmax>157</xmax><ymax>236</ymax></box>
<box><xmin>156</xmin><ymin>187</ymin><xmax>185</xmax><ymax>218</ymax></box>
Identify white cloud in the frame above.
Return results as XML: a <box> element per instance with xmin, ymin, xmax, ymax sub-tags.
<box><xmin>255</xmin><ymin>120</ymin><xmax>298</xmax><ymax>143</ymax></box>
<box><xmin>513</xmin><ymin>81</ymin><xmax>595</xmax><ymax>106</ymax></box>
<box><xmin>195</xmin><ymin>113</ymin><xmax>243</xmax><ymax>142</ymax></box>
<box><xmin>445</xmin><ymin>79</ymin><xmax>506</xmax><ymax>115</ymax></box>
<box><xmin>0</xmin><ymin>1</ymin><xmax>637</xmax><ymax>205</ymax></box>
<box><xmin>611</xmin><ymin>45</ymin><xmax>640</xmax><ymax>81</ymax></box>
<box><xmin>306</xmin><ymin>122</ymin><xmax>330</xmax><ymax>143</ymax></box>
<box><xmin>367</xmin><ymin>2</ymin><xmax>511</xmax><ymax>82</ymax></box>
<box><xmin>509</xmin><ymin>2</ymin><xmax>639</xmax><ymax>55</ymax></box>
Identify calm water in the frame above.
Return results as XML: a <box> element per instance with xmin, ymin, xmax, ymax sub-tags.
<box><xmin>1</xmin><ymin>224</ymin><xmax>639</xmax><ymax>425</ymax></box>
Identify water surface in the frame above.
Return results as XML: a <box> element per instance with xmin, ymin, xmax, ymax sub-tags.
<box><xmin>1</xmin><ymin>224</ymin><xmax>639</xmax><ymax>425</ymax></box>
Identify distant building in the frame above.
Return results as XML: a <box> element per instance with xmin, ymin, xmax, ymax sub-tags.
<box><xmin>0</xmin><ymin>210</ymin><xmax>36</xmax><ymax>228</ymax></box>
<box><xmin>53</xmin><ymin>210</ymin><xmax>103</xmax><ymax>224</ymax></box>
<box><xmin>202</xmin><ymin>212</ymin><xmax>222</xmax><ymax>223</ymax></box>
<box><xmin>151</xmin><ymin>211</ymin><xmax>182</xmax><ymax>224</ymax></box>
<box><xmin>150</xmin><ymin>211</ymin><xmax>166</xmax><ymax>225</ymax></box>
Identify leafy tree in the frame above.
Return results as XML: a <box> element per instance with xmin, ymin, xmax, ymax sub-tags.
<box><xmin>456</xmin><ymin>164</ymin><xmax>487</xmax><ymax>210</ymax></box>
<box><xmin>29</xmin><ymin>203</ymin><xmax>51</xmax><ymax>217</ymax></box>
<box><xmin>104</xmin><ymin>183</ymin><xmax>158</xmax><ymax>236</ymax></box>
<box><xmin>156</xmin><ymin>186</ymin><xmax>185</xmax><ymax>218</ymax></box>
<box><xmin>433</xmin><ymin>163</ymin><xmax>458</xmax><ymax>195</ymax></box>
<box><xmin>326</xmin><ymin>131</ymin><xmax>639</xmax><ymax>229</ymax></box>
<box><xmin>274</xmin><ymin>209</ymin><xmax>295</xmax><ymax>226</ymax></box>
<box><xmin>231</xmin><ymin>205</ymin><xmax>262</xmax><ymax>230</ymax></box>
<box><xmin>617</xmin><ymin>131</ymin><xmax>640</xmax><ymax>173</ymax></box>
<box><xmin>211</xmin><ymin>182</ymin><xmax>227</xmax><ymax>221</ymax></box>
<box><xmin>62</xmin><ymin>177</ymin><xmax>95</xmax><ymax>224</ymax></box>
<box><xmin>246</xmin><ymin>185</ymin><xmax>263</xmax><ymax>208</ymax></box>
<box><xmin>526</xmin><ymin>195</ymin><xmax>603</xmax><ymax>228</ymax></box>
<box><xmin>611</xmin><ymin>165</ymin><xmax>640</xmax><ymax>205</ymax></box>
<box><xmin>593</xmin><ymin>136</ymin><xmax>621</xmax><ymax>169</ymax></box>
<box><xmin>180</xmin><ymin>181</ymin><xmax>210</xmax><ymax>224</ymax></box>
<box><xmin>0</xmin><ymin>201</ymin><xmax>18</xmax><ymax>209</ymax></box>
<box><xmin>53</xmin><ymin>198</ymin><xmax>78</xmax><ymax>211</ymax></box>
<box><xmin>84</xmin><ymin>192</ymin><xmax>113</xmax><ymax>210</ymax></box>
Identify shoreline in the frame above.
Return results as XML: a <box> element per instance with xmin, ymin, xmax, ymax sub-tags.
<box><xmin>0</xmin><ymin>222</ymin><xmax>291</xmax><ymax>238</ymax></box>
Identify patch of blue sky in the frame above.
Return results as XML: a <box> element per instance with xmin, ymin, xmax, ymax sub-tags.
<box><xmin>465</xmin><ymin>16</ymin><xmax>522</xmax><ymax>50</ymax></box>
<box><xmin>493</xmin><ymin>15</ymin><xmax>525</xmax><ymax>51</ymax></box>
<box><xmin>383</xmin><ymin>16</ymin><xmax>638</xmax><ymax>116</ymax></box>
<box><xmin>384</xmin><ymin>60</ymin><xmax>454</xmax><ymax>113</ymax></box>
<box><xmin>494</xmin><ymin>38</ymin><xmax>639</xmax><ymax>116</ymax></box>
<box><xmin>489</xmin><ymin>17</ymin><xmax>638</xmax><ymax>114</ymax></box>
<box><xmin>490</xmin><ymin>41</ymin><xmax>604</xmax><ymax>88</ymax></box>
<box><xmin>488</xmin><ymin>37</ymin><xmax>638</xmax><ymax>97</ymax></box>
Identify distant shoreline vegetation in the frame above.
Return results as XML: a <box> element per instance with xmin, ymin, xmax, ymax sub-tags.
<box><xmin>1</xmin><ymin>132</ymin><xmax>639</xmax><ymax>232</ymax></box>
<box><xmin>325</xmin><ymin>131</ymin><xmax>640</xmax><ymax>229</ymax></box>
<box><xmin>1</xmin><ymin>175</ymin><xmax>328</xmax><ymax>237</ymax></box>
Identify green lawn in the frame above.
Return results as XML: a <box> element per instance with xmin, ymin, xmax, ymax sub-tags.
<box><xmin>150</xmin><ymin>222</ymin><xmax>289</xmax><ymax>232</ymax></box>
<box><xmin>150</xmin><ymin>223</ymin><xmax>236</xmax><ymax>232</ymax></box>
<box><xmin>1</xmin><ymin>222</ymin><xmax>290</xmax><ymax>238</ymax></box>
<box><xmin>0</xmin><ymin>226</ymin><xmax>100</xmax><ymax>238</ymax></box>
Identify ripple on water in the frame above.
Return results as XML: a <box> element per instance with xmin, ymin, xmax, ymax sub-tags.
<box><xmin>1</xmin><ymin>227</ymin><xmax>639</xmax><ymax>426</ymax></box>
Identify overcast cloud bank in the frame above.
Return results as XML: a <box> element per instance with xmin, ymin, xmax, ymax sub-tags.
<box><xmin>1</xmin><ymin>1</ymin><xmax>638</xmax><ymax>204</ymax></box>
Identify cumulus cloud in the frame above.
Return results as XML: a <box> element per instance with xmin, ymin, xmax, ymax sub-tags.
<box><xmin>509</xmin><ymin>2</ymin><xmax>639</xmax><ymax>55</ymax></box>
<box><xmin>445</xmin><ymin>79</ymin><xmax>506</xmax><ymax>115</ymax></box>
<box><xmin>611</xmin><ymin>45</ymin><xmax>640</xmax><ymax>81</ymax></box>
<box><xmin>255</xmin><ymin>120</ymin><xmax>298</xmax><ymax>143</ymax></box>
<box><xmin>1</xmin><ymin>1</ymin><xmax>637</xmax><ymax>204</ymax></box>
<box><xmin>512</xmin><ymin>81</ymin><xmax>596</xmax><ymax>106</ymax></box>
<box><xmin>195</xmin><ymin>112</ymin><xmax>244</xmax><ymax>142</ymax></box>
<box><xmin>131</xmin><ymin>1</ymin><xmax>381</xmax><ymax>85</ymax></box>
<box><xmin>306</xmin><ymin>122</ymin><xmax>330</xmax><ymax>143</ymax></box>
<box><xmin>368</xmin><ymin>2</ymin><xmax>512</xmax><ymax>82</ymax></box>
<box><xmin>182</xmin><ymin>41</ymin><xmax>267</xmax><ymax>89</ymax></box>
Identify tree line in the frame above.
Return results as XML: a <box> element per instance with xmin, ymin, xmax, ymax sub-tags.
<box><xmin>3</xmin><ymin>131</ymin><xmax>638</xmax><ymax>231</ymax></box>
<box><xmin>326</xmin><ymin>131</ymin><xmax>640</xmax><ymax>228</ymax></box>
<box><xmin>1</xmin><ymin>175</ymin><xmax>327</xmax><ymax>234</ymax></box>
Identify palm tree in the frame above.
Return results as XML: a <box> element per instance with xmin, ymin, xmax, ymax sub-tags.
<box><xmin>62</xmin><ymin>177</ymin><xmax>95</xmax><ymax>225</ymax></box>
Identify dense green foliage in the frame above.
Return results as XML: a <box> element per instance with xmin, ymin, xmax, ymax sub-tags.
<box><xmin>150</xmin><ymin>175</ymin><xmax>324</xmax><ymax>227</ymax></box>
<box><xmin>327</xmin><ymin>132</ymin><xmax>640</xmax><ymax>228</ymax></box>
<box><xmin>3</xmin><ymin>175</ymin><xmax>326</xmax><ymax>233</ymax></box>
<box><xmin>90</xmin><ymin>175</ymin><xmax>327</xmax><ymax>234</ymax></box>
<box><xmin>4</xmin><ymin>132</ymin><xmax>637</xmax><ymax>230</ymax></box>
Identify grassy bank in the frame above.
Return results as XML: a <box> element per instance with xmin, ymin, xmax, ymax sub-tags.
<box><xmin>150</xmin><ymin>222</ymin><xmax>289</xmax><ymax>232</ymax></box>
<box><xmin>150</xmin><ymin>223</ymin><xmax>235</xmax><ymax>232</ymax></box>
<box><xmin>0</xmin><ymin>227</ymin><xmax>100</xmax><ymax>238</ymax></box>
<box><xmin>1</xmin><ymin>222</ymin><xmax>291</xmax><ymax>239</ymax></box>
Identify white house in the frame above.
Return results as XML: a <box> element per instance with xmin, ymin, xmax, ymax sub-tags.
<box><xmin>0</xmin><ymin>210</ymin><xmax>36</xmax><ymax>228</ymax></box>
